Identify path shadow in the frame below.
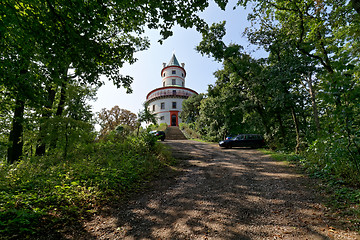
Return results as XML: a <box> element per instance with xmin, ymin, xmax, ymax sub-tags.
<box><xmin>70</xmin><ymin>140</ymin><xmax>357</xmax><ymax>239</ymax></box>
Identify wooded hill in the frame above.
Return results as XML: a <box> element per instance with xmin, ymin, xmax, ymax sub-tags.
<box><xmin>1</xmin><ymin>0</ymin><xmax>359</xmax><ymax>238</ymax></box>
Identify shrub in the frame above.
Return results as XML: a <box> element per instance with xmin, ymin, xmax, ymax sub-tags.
<box><xmin>304</xmin><ymin>136</ymin><xmax>360</xmax><ymax>186</ymax></box>
<box><xmin>179</xmin><ymin>123</ymin><xmax>201</xmax><ymax>139</ymax></box>
<box><xmin>0</xmin><ymin>133</ymin><xmax>171</xmax><ymax>239</ymax></box>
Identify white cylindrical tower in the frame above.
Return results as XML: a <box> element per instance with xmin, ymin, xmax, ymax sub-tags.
<box><xmin>146</xmin><ymin>54</ymin><xmax>198</xmax><ymax>126</ymax></box>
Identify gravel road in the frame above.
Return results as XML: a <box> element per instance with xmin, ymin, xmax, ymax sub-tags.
<box><xmin>78</xmin><ymin>140</ymin><xmax>360</xmax><ymax>240</ymax></box>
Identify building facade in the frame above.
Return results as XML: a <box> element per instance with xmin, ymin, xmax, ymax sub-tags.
<box><xmin>146</xmin><ymin>54</ymin><xmax>198</xmax><ymax>126</ymax></box>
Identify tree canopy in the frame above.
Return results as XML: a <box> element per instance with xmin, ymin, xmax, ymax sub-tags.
<box><xmin>183</xmin><ymin>0</ymin><xmax>359</xmax><ymax>181</ymax></box>
<box><xmin>0</xmin><ymin>0</ymin><xmax>228</xmax><ymax>163</ymax></box>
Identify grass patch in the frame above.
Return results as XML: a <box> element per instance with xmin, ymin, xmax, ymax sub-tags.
<box><xmin>179</xmin><ymin>123</ymin><xmax>201</xmax><ymax>139</ymax></box>
<box><xmin>188</xmin><ymin>138</ymin><xmax>214</xmax><ymax>144</ymax></box>
<box><xmin>0</xmin><ymin>133</ymin><xmax>173</xmax><ymax>239</ymax></box>
<box><xmin>260</xmin><ymin>149</ymin><xmax>302</xmax><ymax>163</ymax></box>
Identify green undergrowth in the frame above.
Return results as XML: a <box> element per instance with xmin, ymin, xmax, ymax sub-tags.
<box><xmin>179</xmin><ymin>123</ymin><xmax>201</xmax><ymax>140</ymax></box>
<box><xmin>0</xmin><ymin>133</ymin><xmax>173</xmax><ymax>239</ymax></box>
<box><xmin>261</xmin><ymin>149</ymin><xmax>360</xmax><ymax>232</ymax></box>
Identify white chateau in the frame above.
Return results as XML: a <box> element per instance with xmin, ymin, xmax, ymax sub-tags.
<box><xmin>146</xmin><ymin>54</ymin><xmax>198</xmax><ymax>126</ymax></box>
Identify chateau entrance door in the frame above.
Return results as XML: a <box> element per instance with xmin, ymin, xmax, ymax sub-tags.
<box><xmin>171</xmin><ymin>114</ymin><xmax>177</xmax><ymax>126</ymax></box>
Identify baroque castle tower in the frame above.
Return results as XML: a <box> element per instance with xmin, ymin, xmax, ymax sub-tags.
<box><xmin>146</xmin><ymin>54</ymin><xmax>198</xmax><ymax>126</ymax></box>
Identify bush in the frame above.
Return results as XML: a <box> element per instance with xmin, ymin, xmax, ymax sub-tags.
<box><xmin>157</xmin><ymin>123</ymin><xmax>168</xmax><ymax>131</ymax></box>
<box><xmin>179</xmin><ymin>123</ymin><xmax>201</xmax><ymax>139</ymax></box>
<box><xmin>303</xmin><ymin>136</ymin><xmax>360</xmax><ymax>186</ymax></box>
<box><xmin>0</xmin><ymin>133</ymin><xmax>172</xmax><ymax>239</ymax></box>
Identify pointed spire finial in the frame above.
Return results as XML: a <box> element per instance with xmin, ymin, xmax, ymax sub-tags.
<box><xmin>167</xmin><ymin>52</ymin><xmax>180</xmax><ymax>67</ymax></box>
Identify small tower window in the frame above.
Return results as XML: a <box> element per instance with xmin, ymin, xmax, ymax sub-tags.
<box><xmin>152</xmin><ymin>105</ymin><xmax>155</xmax><ymax>111</ymax></box>
<box><xmin>172</xmin><ymin>79</ymin><xmax>176</xmax><ymax>85</ymax></box>
<box><xmin>160</xmin><ymin>116</ymin><xmax>164</xmax><ymax>120</ymax></box>
<box><xmin>163</xmin><ymin>73</ymin><xmax>165</xmax><ymax>77</ymax></box>
<box><xmin>172</xmin><ymin>102</ymin><xmax>177</xmax><ymax>109</ymax></box>
<box><xmin>161</xmin><ymin>102</ymin><xmax>165</xmax><ymax>109</ymax></box>
<box><xmin>182</xmin><ymin>82</ymin><xmax>184</xmax><ymax>87</ymax></box>
<box><xmin>173</xmin><ymin>90</ymin><xmax>176</xmax><ymax>95</ymax></box>
<box><xmin>163</xmin><ymin>82</ymin><xmax>165</xmax><ymax>87</ymax></box>
<box><xmin>172</xmin><ymin>70</ymin><xmax>176</xmax><ymax>74</ymax></box>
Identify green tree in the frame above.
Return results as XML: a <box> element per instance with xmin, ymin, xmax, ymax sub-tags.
<box><xmin>1</xmin><ymin>0</ymin><xmax>229</xmax><ymax>162</ymax></box>
<box><xmin>238</xmin><ymin>0</ymin><xmax>360</xmax><ymax>172</ymax></box>
<box><xmin>197</xmin><ymin>20</ymin><xmax>324</xmax><ymax>151</ymax></box>
<box><xmin>180</xmin><ymin>94</ymin><xmax>205</xmax><ymax>124</ymax></box>
<box><xmin>138</xmin><ymin>102</ymin><xmax>157</xmax><ymax>126</ymax></box>
<box><xmin>98</xmin><ymin>106</ymin><xmax>137</xmax><ymax>139</ymax></box>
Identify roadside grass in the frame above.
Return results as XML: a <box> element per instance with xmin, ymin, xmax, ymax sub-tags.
<box><xmin>188</xmin><ymin>138</ymin><xmax>214</xmax><ymax>144</ymax></box>
<box><xmin>260</xmin><ymin>149</ymin><xmax>360</xmax><ymax>232</ymax></box>
<box><xmin>179</xmin><ymin>123</ymin><xmax>201</xmax><ymax>139</ymax></box>
<box><xmin>0</xmin><ymin>133</ymin><xmax>174</xmax><ymax>239</ymax></box>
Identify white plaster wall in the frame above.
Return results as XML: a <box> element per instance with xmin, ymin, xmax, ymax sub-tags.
<box><xmin>162</xmin><ymin>67</ymin><xmax>185</xmax><ymax>87</ymax></box>
<box><xmin>163</xmin><ymin>76</ymin><xmax>184</xmax><ymax>87</ymax></box>
<box><xmin>148</xmin><ymin>97</ymin><xmax>185</xmax><ymax>125</ymax></box>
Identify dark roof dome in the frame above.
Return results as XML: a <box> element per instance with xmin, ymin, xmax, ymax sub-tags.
<box><xmin>167</xmin><ymin>53</ymin><xmax>180</xmax><ymax>67</ymax></box>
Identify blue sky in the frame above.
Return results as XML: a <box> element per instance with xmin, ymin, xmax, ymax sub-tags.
<box><xmin>91</xmin><ymin>1</ymin><xmax>265</xmax><ymax>116</ymax></box>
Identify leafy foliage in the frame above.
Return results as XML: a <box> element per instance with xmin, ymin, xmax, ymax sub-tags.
<box><xmin>0</xmin><ymin>132</ymin><xmax>171</xmax><ymax>239</ymax></box>
<box><xmin>186</xmin><ymin>0</ymin><xmax>360</xmax><ymax>185</ymax></box>
<box><xmin>179</xmin><ymin>123</ymin><xmax>201</xmax><ymax>139</ymax></box>
<box><xmin>98</xmin><ymin>106</ymin><xmax>137</xmax><ymax>139</ymax></box>
<box><xmin>180</xmin><ymin>93</ymin><xmax>204</xmax><ymax>124</ymax></box>
<box><xmin>138</xmin><ymin>102</ymin><xmax>157</xmax><ymax>126</ymax></box>
<box><xmin>0</xmin><ymin>0</ymin><xmax>229</xmax><ymax>163</ymax></box>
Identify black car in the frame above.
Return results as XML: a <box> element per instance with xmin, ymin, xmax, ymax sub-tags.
<box><xmin>149</xmin><ymin>130</ymin><xmax>165</xmax><ymax>141</ymax></box>
<box><xmin>219</xmin><ymin>134</ymin><xmax>265</xmax><ymax>149</ymax></box>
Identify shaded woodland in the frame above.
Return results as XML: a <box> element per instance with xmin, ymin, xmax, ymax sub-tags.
<box><xmin>1</xmin><ymin>0</ymin><xmax>359</xmax><ymax>238</ymax></box>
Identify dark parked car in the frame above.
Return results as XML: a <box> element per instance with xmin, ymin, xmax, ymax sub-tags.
<box><xmin>149</xmin><ymin>130</ymin><xmax>166</xmax><ymax>141</ymax></box>
<box><xmin>219</xmin><ymin>134</ymin><xmax>265</xmax><ymax>149</ymax></box>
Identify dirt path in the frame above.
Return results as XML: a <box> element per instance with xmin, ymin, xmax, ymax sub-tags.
<box><xmin>78</xmin><ymin>140</ymin><xmax>359</xmax><ymax>239</ymax></box>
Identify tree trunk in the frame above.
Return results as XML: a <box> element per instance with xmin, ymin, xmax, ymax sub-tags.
<box><xmin>306</xmin><ymin>76</ymin><xmax>320</xmax><ymax>133</ymax></box>
<box><xmin>48</xmin><ymin>80</ymin><xmax>68</xmax><ymax>150</ymax></box>
<box><xmin>276</xmin><ymin>111</ymin><xmax>286</xmax><ymax>144</ymax></box>
<box><xmin>56</xmin><ymin>68</ymin><xmax>68</xmax><ymax>117</ymax></box>
<box><xmin>36</xmin><ymin>86</ymin><xmax>56</xmax><ymax>155</ymax></box>
<box><xmin>55</xmin><ymin>81</ymin><xmax>67</xmax><ymax>116</ymax></box>
<box><xmin>291</xmin><ymin>106</ymin><xmax>301</xmax><ymax>154</ymax></box>
<box><xmin>7</xmin><ymin>96</ymin><xmax>25</xmax><ymax>164</ymax></box>
<box><xmin>256</xmin><ymin>104</ymin><xmax>271</xmax><ymax>135</ymax></box>
<box><xmin>302</xmin><ymin>73</ymin><xmax>321</xmax><ymax>134</ymax></box>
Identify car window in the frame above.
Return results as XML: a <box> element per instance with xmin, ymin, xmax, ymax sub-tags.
<box><xmin>234</xmin><ymin>134</ymin><xmax>264</xmax><ymax>140</ymax></box>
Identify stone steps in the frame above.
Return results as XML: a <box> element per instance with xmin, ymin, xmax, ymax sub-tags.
<box><xmin>165</xmin><ymin>126</ymin><xmax>187</xmax><ymax>140</ymax></box>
